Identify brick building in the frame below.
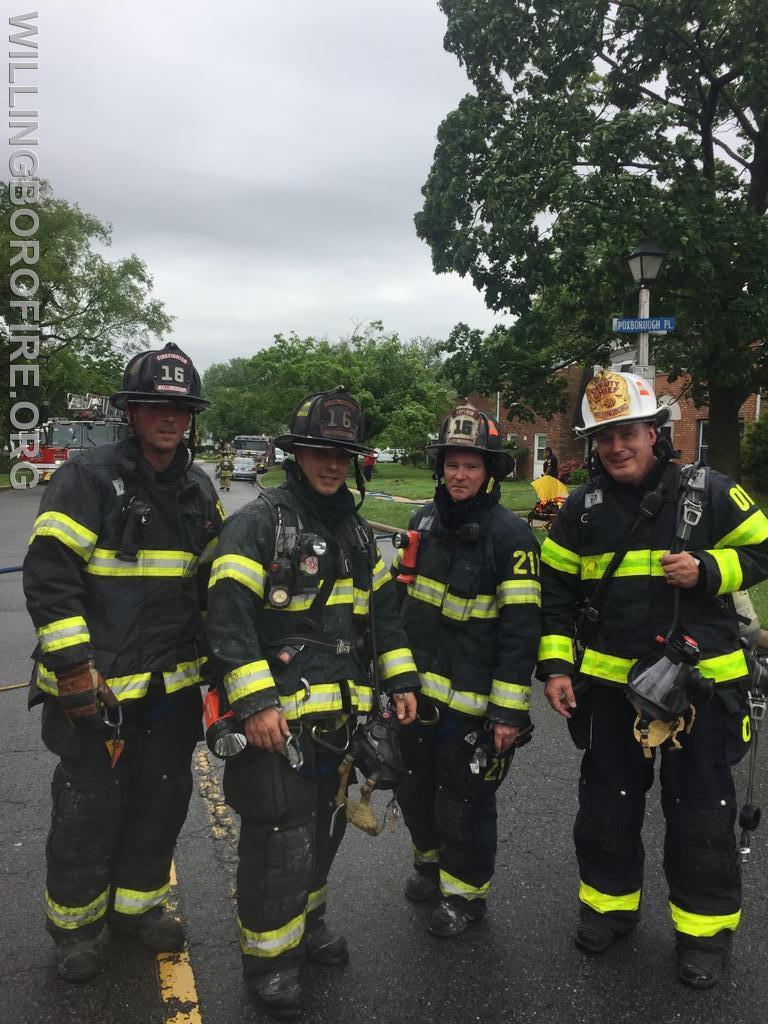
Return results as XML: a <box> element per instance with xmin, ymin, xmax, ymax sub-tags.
<box><xmin>470</xmin><ymin>353</ymin><xmax>762</xmax><ymax>480</ymax></box>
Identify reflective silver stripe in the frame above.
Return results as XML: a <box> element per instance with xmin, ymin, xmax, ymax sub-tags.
<box><xmin>489</xmin><ymin>679</ymin><xmax>531</xmax><ymax>710</ymax></box>
<box><xmin>378</xmin><ymin>648</ymin><xmax>417</xmax><ymax>680</ymax></box>
<box><xmin>419</xmin><ymin>672</ymin><xmax>487</xmax><ymax>717</ymax></box>
<box><xmin>307</xmin><ymin>886</ymin><xmax>327</xmax><ymax>914</ymax></box>
<box><xmin>408</xmin><ymin>575</ymin><xmax>446</xmax><ymax>607</ymax></box>
<box><xmin>238</xmin><ymin>911</ymin><xmax>306</xmax><ymax>957</ymax></box>
<box><xmin>164</xmin><ymin>658</ymin><xmax>205</xmax><ymax>692</ymax></box>
<box><xmin>45</xmin><ymin>887</ymin><xmax>109</xmax><ymax>930</ymax></box>
<box><xmin>439</xmin><ymin>868</ymin><xmax>490</xmax><ymax>900</ymax></box>
<box><xmin>113</xmin><ymin>883</ymin><xmax>169</xmax><ymax>916</ymax></box>
<box><xmin>209</xmin><ymin>554</ymin><xmax>266</xmax><ymax>596</ymax></box>
<box><xmin>442</xmin><ymin>592</ymin><xmax>499</xmax><ymax>621</ymax></box>
<box><xmin>497</xmin><ymin>580</ymin><xmax>542</xmax><ymax>607</ymax></box>
<box><xmin>37</xmin><ymin>615</ymin><xmax>90</xmax><ymax>653</ymax></box>
<box><xmin>31</xmin><ymin>511</ymin><xmax>98</xmax><ymax>561</ymax></box>
<box><xmin>224</xmin><ymin>660</ymin><xmax>275</xmax><ymax>704</ymax></box>
<box><xmin>353</xmin><ymin>587</ymin><xmax>370</xmax><ymax>615</ymax></box>
<box><xmin>85</xmin><ymin>547</ymin><xmax>197</xmax><ymax>577</ymax></box>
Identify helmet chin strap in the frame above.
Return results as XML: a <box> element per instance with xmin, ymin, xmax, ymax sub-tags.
<box><xmin>353</xmin><ymin>456</ymin><xmax>366</xmax><ymax>510</ymax></box>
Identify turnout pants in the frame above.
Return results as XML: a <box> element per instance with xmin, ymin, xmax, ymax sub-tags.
<box><xmin>41</xmin><ymin>687</ymin><xmax>201</xmax><ymax>941</ymax></box>
<box><xmin>571</xmin><ymin>685</ymin><xmax>747</xmax><ymax>952</ymax></box>
<box><xmin>222</xmin><ymin>721</ymin><xmax>348</xmax><ymax>980</ymax></box>
<box><xmin>397</xmin><ymin>710</ymin><xmax>512</xmax><ymax>909</ymax></box>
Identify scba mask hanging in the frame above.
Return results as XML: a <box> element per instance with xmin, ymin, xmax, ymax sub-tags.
<box><xmin>627</xmin><ymin>632</ymin><xmax>714</xmax><ymax>757</ymax></box>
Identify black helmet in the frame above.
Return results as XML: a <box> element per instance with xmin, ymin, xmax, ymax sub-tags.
<box><xmin>273</xmin><ymin>386</ymin><xmax>373</xmax><ymax>456</ymax></box>
<box><xmin>110</xmin><ymin>342</ymin><xmax>210</xmax><ymax>412</ymax></box>
<box><xmin>426</xmin><ymin>402</ymin><xmax>515</xmax><ymax>479</ymax></box>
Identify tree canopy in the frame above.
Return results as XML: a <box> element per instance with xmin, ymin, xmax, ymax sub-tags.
<box><xmin>202</xmin><ymin>323</ymin><xmax>454</xmax><ymax>453</ymax></box>
<box><xmin>416</xmin><ymin>0</ymin><xmax>768</xmax><ymax>476</ymax></box>
<box><xmin>2</xmin><ymin>183</ymin><xmax>172</xmax><ymax>436</ymax></box>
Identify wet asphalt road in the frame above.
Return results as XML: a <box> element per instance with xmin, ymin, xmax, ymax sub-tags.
<box><xmin>1</xmin><ymin>468</ymin><xmax>767</xmax><ymax>1024</ymax></box>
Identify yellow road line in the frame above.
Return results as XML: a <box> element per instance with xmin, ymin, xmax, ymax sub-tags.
<box><xmin>155</xmin><ymin>860</ymin><xmax>202</xmax><ymax>1023</ymax></box>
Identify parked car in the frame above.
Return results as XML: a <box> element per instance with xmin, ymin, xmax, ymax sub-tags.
<box><xmin>273</xmin><ymin>447</ymin><xmax>286</xmax><ymax>464</ymax></box>
<box><xmin>375</xmin><ymin>448</ymin><xmax>395</xmax><ymax>463</ymax></box>
<box><xmin>232</xmin><ymin>456</ymin><xmax>260</xmax><ymax>481</ymax></box>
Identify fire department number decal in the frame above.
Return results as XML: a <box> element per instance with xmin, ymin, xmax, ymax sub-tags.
<box><xmin>327</xmin><ymin>407</ymin><xmax>353</xmax><ymax>429</ymax></box>
<box><xmin>729</xmin><ymin>485</ymin><xmax>755</xmax><ymax>512</ymax></box>
<box><xmin>484</xmin><ymin>756</ymin><xmax>508</xmax><ymax>782</ymax></box>
<box><xmin>512</xmin><ymin>550</ymin><xmax>539</xmax><ymax>575</ymax></box>
<box><xmin>160</xmin><ymin>363</ymin><xmax>186</xmax><ymax>384</ymax></box>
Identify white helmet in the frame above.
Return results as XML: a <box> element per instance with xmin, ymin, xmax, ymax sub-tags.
<box><xmin>575</xmin><ymin>369</ymin><xmax>670</xmax><ymax>437</ymax></box>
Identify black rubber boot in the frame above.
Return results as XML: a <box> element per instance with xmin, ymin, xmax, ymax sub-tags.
<box><xmin>405</xmin><ymin>872</ymin><xmax>440</xmax><ymax>903</ymax></box>
<box><xmin>110</xmin><ymin>905</ymin><xmax>185</xmax><ymax>952</ymax></box>
<box><xmin>427</xmin><ymin>898</ymin><xmax>485</xmax><ymax>938</ymax></box>
<box><xmin>247</xmin><ymin>966</ymin><xmax>302</xmax><ymax>1021</ymax></box>
<box><xmin>55</xmin><ymin>927</ymin><xmax>107</xmax><ymax>983</ymax></box>
<box><xmin>305</xmin><ymin>919</ymin><xmax>349</xmax><ymax>967</ymax></box>
<box><xmin>575</xmin><ymin>906</ymin><xmax>637</xmax><ymax>955</ymax></box>
<box><xmin>676</xmin><ymin>933</ymin><xmax>731</xmax><ymax>990</ymax></box>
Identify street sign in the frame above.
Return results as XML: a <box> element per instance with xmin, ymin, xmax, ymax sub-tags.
<box><xmin>612</xmin><ymin>316</ymin><xmax>676</xmax><ymax>333</ymax></box>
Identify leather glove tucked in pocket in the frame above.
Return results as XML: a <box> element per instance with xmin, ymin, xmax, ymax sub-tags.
<box><xmin>55</xmin><ymin>662</ymin><xmax>117</xmax><ymax>729</ymax></box>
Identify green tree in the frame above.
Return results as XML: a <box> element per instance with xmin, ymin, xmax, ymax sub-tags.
<box><xmin>416</xmin><ymin>0</ymin><xmax>768</xmax><ymax>478</ymax></box>
<box><xmin>2</xmin><ymin>183</ymin><xmax>173</xmax><ymax>439</ymax></box>
<box><xmin>202</xmin><ymin>323</ymin><xmax>453</xmax><ymax>447</ymax></box>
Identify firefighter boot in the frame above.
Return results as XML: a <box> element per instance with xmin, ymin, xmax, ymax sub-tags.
<box><xmin>427</xmin><ymin>897</ymin><xmax>485</xmax><ymax>938</ymax></box>
<box><xmin>305</xmin><ymin>918</ymin><xmax>349</xmax><ymax>967</ymax></box>
<box><xmin>575</xmin><ymin>905</ymin><xmax>637</xmax><ymax>955</ymax></box>
<box><xmin>676</xmin><ymin>933</ymin><xmax>731</xmax><ymax>990</ymax></box>
<box><xmin>247</xmin><ymin>966</ymin><xmax>302</xmax><ymax>1021</ymax></box>
<box><xmin>404</xmin><ymin>867</ymin><xmax>439</xmax><ymax>903</ymax></box>
<box><xmin>110</xmin><ymin>905</ymin><xmax>185</xmax><ymax>951</ymax></box>
<box><xmin>54</xmin><ymin>927</ymin><xmax>107</xmax><ymax>983</ymax></box>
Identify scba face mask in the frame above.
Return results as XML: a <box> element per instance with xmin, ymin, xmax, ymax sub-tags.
<box><xmin>627</xmin><ymin>632</ymin><xmax>714</xmax><ymax>756</ymax></box>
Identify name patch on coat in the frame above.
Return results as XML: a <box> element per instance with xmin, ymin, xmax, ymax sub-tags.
<box><xmin>112</xmin><ymin>478</ymin><xmax>125</xmax><ymax>496</ymax></box>
<box><xmin>584</xmin><ymin>490</ymin><xmax>603</xmax><ymax>509</ymax></box>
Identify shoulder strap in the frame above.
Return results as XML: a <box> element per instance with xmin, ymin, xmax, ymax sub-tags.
<box><xmin>582</xmin><ymin>461</ymin><xmax>677</xmax><ymax>627</ymax></box>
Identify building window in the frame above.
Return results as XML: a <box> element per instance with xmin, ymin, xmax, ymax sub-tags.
<box><xmin>697</xmin><ymin>421</ymin><xmax>708</xmax><ymax>463</ymax></box>
<box><xmin>506</xmin><ymin>432</ymin><xmax>518</xmax><ymax>445</ymax></box>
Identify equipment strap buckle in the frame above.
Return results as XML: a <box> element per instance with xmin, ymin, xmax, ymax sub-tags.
<box><xmin>681</xmin><ymin>496</ymin><xmax>703</xmax><ymax>528</ymax></box>
<box><xmin>336</xmin><ymin>639</ymin><xmax>352</xmax><ymax>655</ymax></box>
<box><xmin>748</xmin><ymin>693</ymin><xmax>767</xmax><ymax>722</ymax></box>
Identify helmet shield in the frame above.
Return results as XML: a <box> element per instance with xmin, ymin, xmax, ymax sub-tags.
<box><xmin>426</xmin><ymin>403</ymin><xmax>515</xmax><ymax>479</ymax></box>
<box><xmin>576</xmin><ymin>370</ymin><xmax>670</xmax><ymax>437</ymax></box>
<box><xmin>111</xmin><ymin>342</ymin><xmax>210</xmax><ymax>411</ymax></box>
<box><xmin>274</xmin><ymin>386</ymin><xmax>373</xmax><ymax>456</ymax></box>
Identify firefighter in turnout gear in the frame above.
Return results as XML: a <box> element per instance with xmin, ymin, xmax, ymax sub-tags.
<box><xmin>218</xmin><ymin>445</ymin><xmax>234</xmax><ymax>491</ymax></box>
<box><xmin>206</xmin><ymin>386</ymin><xmax>419</xmax><ymax>1021</ymax></box>
<box><xmin>393</xmin><ymin>403</ymin><xmax>541</xmax><ymax>938</ymax></box>
<box><xmin>23</xmin><ymin>342</ymin><xmax>223</xmax><ymax>983</ymax></box>
<box><xmin>538</xmin><ymin>369</ymin><xmax>768</xmax><ymax>989</ymax></box>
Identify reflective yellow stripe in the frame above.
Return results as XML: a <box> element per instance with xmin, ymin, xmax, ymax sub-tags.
<box><xmin>378</xmin><ymin>647</ymin><xmax>417</xmax><ymax>681</ymax></box>
<box><xmin>408</xmin><ymin>574</ymin><xmax>446</xmax><ymax>607</ymax></box>
<box><xmin>164</xmin><ymin>657</ymin><xmax>206</xmax><ymax>693</ymax></box>
<box><xmin>45</xmin><ymin>887</ymin><xmax>109</xmax><ymax>930</ymax></box>
<box><xmin>489</xmin><ymin>679</ymin><xmax>531</xmax><ymax>711</ymax></box>
<box><xmin>30</xmin><ymin>511</ymin><xmax>98</xmax><ymax>561</ymax></box>
<box><xmin>669</xmin><ymin>901</ymin><xmax>741</xmax><ymax>937</ymax></box>
<box><xmin>209</xmin><ymin>554</ymin><xmax>266</xmax><ymax>597</ymax></box>
<box><xmin>282</xmin><ymin>681</ymin><xmax>374</xmax><ymax>720</ymax></box>
<box><xmin>238</xmin><ymin>911</ymin><xmax>306</xmax><ymax>957</ymax></box>
<box><xmin>86</xmin><ymin>548</ymin><xmax>197</xmax><ymax>577</ymax></box>
<box><xmin>541</xmin><ymin>538</ymin><xmax>580</xmax><ymax>576</ymax></box>
<box><xmin>538</xmin><ymin>634</ymin><xmax>575</xmax><ymax>665</ymax></box>
<box><xmin>419</xmin><ymin>671</ymin><xmax>487</xmax><ymax>717</ymax></box>
<box><xmin>579</xmin><ymin>881</ymin><xmax>641</xmax><ymax>913</ymax></box>
<box><xmin>715</xmin><ymin>509</ymin><xmax>768</xmax><ymax>550</ymax></box>
<box><xmin>37</xmin><ymin>615</ymin><xmax>90</xmax><ymax>653</ymax></box>
<box><xmin>413</xmin><ymin>845</ymin><xmax>439</xmax><ymax>866</ymax></box>
<box><xmin>706</xmin><ymin>548</ymin><xmax>743</xmax><ymax>594</ymax></box>
<box><xmin>224</xmin><ymin>660</ymin><xmax>275</xmax><ymax>703</ymax></box>
<box><xmin>113</xmin><ymin>882</ymin><xmax>170</xmax><ymax>916</ymax></box>
<box><xmin>109</xmin><ymin>673</ymin><xmax>153</xmax><ymax>700</ymax></box>
<box><xmin>497</xmin><ymin>579</ymin><xmax>541</xmax><ymax>607</ymax></box>
<box><xmin>215</xmin><ymin>499</ymin><xmax>226</xmax><ymax>520</ymax></box>
<box><xmin>700</xmin><ymin>649</ymin><xmax>748</xmax><ymax>682</ymax></box>
<box><xmin>307</xmin><ymin>886</ymin><xmax>327</xmax><ymax>914</ymax></box>
<box><xmin>579</xmin><ymin>647</ymin><xmax>748</xmax><ymax>685</ymax></box>
<box><xmin>353</xmin><ymin>587</ymin><xmax>370</xmax><ymax>615</ymax></box>
<box><xmin>580</xmin><ymin>549</ymin><xmax>667</xmax><ymax>580</ymax></box>
<box><xmin>372</xmin><ymin>558</ymin><xmax>389</xmax><ymax>592</ymax></box>
<box><xmin>261</xmin><ymin>577</ymin><xmax>355</xmax><ymax>612</ymax></box>
<box><xmin>439</xmin><ymin>868</ymin><xmax>490</xmax><ymax>900</ymax></box>
<box><xmin>326</xmin><ymin>579</ymin><xmax>353</xmax><ymax>605</ymax></box>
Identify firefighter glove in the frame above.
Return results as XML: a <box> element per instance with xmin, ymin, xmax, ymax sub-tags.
<box><xmin>56</xmin><ymin>662</ymin><xmax>115</xmax><ymax>729</ymax></box>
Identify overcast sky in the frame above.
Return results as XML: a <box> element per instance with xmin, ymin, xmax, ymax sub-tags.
<box><xmin>30</xmin><ymin>1</ymin><xmax>504</xmax><ymax>370</ymax></box>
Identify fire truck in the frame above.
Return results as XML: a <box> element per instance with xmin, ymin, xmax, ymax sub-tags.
<box><xmin>26</xmin><ymin>393</ymin><xmax>130</xmax><ymax>481</ymax></box>
<box><xmin>230</xmin><ymin>434</ymin><xmax>275</xmax><ymax>471</ymax></box>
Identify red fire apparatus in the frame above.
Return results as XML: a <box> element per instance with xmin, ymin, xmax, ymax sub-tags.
<box><xmin>26</xmin><ymin>394</ymin><xmax>130</xmax><ymax>481</ymax></box>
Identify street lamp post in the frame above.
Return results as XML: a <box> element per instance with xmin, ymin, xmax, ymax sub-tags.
<box><xmin>626</xmin><ymin>240</ymin><xmax>666</xmax><ymax>371</ymax></box>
